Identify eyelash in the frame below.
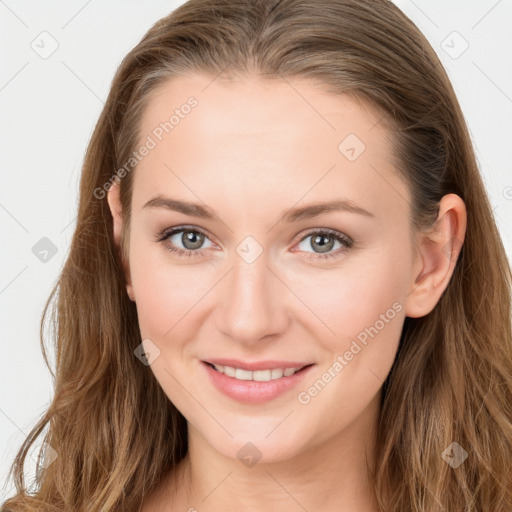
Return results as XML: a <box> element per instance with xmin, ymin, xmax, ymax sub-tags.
<box><xmin>155</xmin><ymin>225</ymin><xmax>353</xmax><ymax>261</ymax></box>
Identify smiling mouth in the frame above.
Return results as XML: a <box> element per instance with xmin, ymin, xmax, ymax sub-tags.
<box><xmin>204</xmin><ymin>362</ymin><xmax>314</xmax><ymax>382</ymax></box>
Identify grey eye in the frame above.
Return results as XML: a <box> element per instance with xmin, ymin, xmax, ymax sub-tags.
<box><xmin>297</xmin><ymin>233</ymin><xmax>342</xmax><ymax>254</ymax></box>
<box><xmin>168</xmin><ymin>229</ymin><xmax>213</xmax><ymax>251</ymax></box>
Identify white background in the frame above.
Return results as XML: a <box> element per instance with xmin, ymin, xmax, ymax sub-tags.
<box><xmin>1</xmin><ymin>0</ymin><xmax>511</xmax><ymax>499</ymax></box>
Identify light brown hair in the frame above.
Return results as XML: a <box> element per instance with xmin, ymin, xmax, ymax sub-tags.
<box><xmin>2</xmin><ymin>0</ymin><xmax>512</xmax><ymax>510</ymax></box>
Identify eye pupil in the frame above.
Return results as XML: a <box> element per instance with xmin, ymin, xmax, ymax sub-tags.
<box><xmin>311</xmin><ymin>234</ymin><xmax>335</xmax><ymax>253</ymax></box>
<box><xmin>182</xmin><ymin>230</ymin><xmax>204</xmax><ymax>250</ymax></box>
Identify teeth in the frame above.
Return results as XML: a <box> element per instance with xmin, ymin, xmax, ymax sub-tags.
<box><xmin>211</xmin><ymin>364</ymin><xmax>303</xmax><ymax>381</ymax></box>
<box><xmin>235</xmin><ymin>368</ymin><xmax>252</xmax><ymax>380</ymax></box>
<box><xmin>223</xmin><ymin>365</ymin><xmax>236</xmax><ymax>378</ymax></box>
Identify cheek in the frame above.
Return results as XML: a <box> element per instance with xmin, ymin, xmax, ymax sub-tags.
<box><xmin>128</xmin><ymin>236</ymin><xmax>212</xmax><ymax>340</ymax></box>
<box><xmin>291</xmin><ymin>254</ymin><xmax>406</xmax><ymax>441</ymax></box>
<box><xmin>290</xmin><ymin>244</ymin><xmax>409</xmax><ymax>347</ymax></box>
<box><xmin>289</xmin><ymin>244</ymin><xmax>407</xmax><ymax>413</ymax></box>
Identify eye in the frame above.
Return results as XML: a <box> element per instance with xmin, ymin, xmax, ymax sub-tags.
<box><xmin>295</xmin><ymin>229</ymin><xmax>353</xmax><ymax>261</ymax></box>
<box><xmin>155</xmin><ymin>226</ymin><xmax>353</xmax><ymax>261</ymax></box>
<box><xmin>156</xmin><ymin>226</ymin><xmax>215</xmax><ymax>258</ymax></box>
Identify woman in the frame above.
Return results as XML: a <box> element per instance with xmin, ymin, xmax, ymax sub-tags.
<box><xmin>2</xmin><ymin>0</ymin><xmax>511</xmax><ymax>510</ymax></box>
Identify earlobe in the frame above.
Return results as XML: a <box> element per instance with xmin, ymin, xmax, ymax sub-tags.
<box><xmin>106</xmin><ymin>181</ymin><xmax>135</xmax><ymax>302</ymax></box>
<box><xmin>404</xmin><ymin>194</ymin><xmax>467</xmax><ymax>318</ymax></box>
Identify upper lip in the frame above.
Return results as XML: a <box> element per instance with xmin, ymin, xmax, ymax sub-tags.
<box><xmin>203</xmin><ymin>358</ymin><xmax>314</xmax><ymax>371</ymax></box>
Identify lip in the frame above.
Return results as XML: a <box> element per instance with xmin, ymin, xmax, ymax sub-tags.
<box><xmin>203</xmin><ymin>358</ymin><xmax>314</xmax><ymax>371</ymax></box>
<box><xmin>201</xmin><ymin>360</ymin><xmax>315</xmax><ymax>404</ymax></box>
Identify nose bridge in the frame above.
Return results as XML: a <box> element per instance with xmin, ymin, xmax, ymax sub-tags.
<box><xmin>216</xmin><ymin>246</ymin><xmax>288</xmax><ymax>344</ymax></box>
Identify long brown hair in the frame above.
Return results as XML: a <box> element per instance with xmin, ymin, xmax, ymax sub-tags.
<box><xmin>2</xmin><ymin>1</ymin><xmax>512</xmax><ymax>510</ymax></box>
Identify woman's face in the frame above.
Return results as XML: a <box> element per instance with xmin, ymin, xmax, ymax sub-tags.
<box><xmin>114</xmin><ymin>73</ymin><xmax>420</xmax><ymax>463</ymax></box>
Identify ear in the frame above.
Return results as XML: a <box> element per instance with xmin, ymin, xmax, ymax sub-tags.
<box><xmin>107</xmin><ymin>181</ymin><xmax>135</xmax><ymax>302</ymax></box>
<box><xmin>404</xmin><ymin>193</ymin><xmax>467</xmax><ymax>318</ymax></box>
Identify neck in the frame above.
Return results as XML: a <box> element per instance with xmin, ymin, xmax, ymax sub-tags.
<box><xmin>168</xmin><ymin>391</ymin><xmax>382</xmax><ymax>512</ymax></box>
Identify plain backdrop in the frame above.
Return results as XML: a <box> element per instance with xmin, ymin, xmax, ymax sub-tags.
<box><xmin>1</xmin><ymin>0</ymin><xmax>511</xmax><ymax>500</ymax></box>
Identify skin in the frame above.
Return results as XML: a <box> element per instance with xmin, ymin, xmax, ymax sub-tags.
<box><xmin>107</xmin><ymin>72</ymin><xmax>466</xmax><ymax>511</ymax></box>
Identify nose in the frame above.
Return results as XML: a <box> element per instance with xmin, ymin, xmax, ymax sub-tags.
<box><xmin>215</xmin><ymin>251</ymin><xmax>290</xmax><ymax>345</ymax></box>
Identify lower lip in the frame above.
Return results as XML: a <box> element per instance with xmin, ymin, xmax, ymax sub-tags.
<box><xmin>201</xmin><ymin>361</ymin><xmax>315</xmax><ymax>404</ymax></box>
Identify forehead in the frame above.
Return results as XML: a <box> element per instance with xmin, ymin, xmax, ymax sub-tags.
<box><xmin>141</xmin><ymin>72</ymin><xmax>385</xmax><ymax>143</ymax></box>
<box><xmin>131</xmin><ymin>73</ymin><xmax>409</xmax><ymax>223</ymax></box>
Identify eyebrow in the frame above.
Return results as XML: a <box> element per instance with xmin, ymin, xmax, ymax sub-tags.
<box><xmin>142</xmin><ymin>195</ymin><xmax>374</xmax><ymax>221</ymax></box>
